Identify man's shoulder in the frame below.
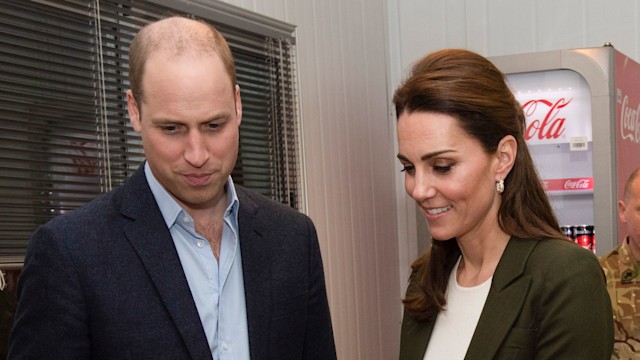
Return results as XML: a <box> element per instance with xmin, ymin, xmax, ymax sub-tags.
<box><xmin>235</xmin><ymin>185</ymin><xmax>304</xmax><ymax>216</ymax></box>
<box><xmin>42</xmin><ymin>170</ymin><xmax>145</xmax><ymax>229</ymax></box>
<box><xmin>39</xmin><ymin>185</ymin><xmax>122</xmax><ymax>233</ymax></box>
<box><xmin>599</xmin><ymin>244</ymin><xmax>624</xmax><ymax>266</ymax></box>
<box><xmin>234</xmin><ymin>185</ymin><xmax>314</xmax><ymax>237</ymax></box>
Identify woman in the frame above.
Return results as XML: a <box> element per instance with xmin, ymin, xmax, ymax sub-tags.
<box><xmin>394</xmin><ymin>49</ymin><xmax>613</xmax><ymax>359</ymax></box>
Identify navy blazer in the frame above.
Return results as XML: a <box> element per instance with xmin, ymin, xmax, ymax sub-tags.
<box><xmin>9</xmin><ymin>166</ymin><xmax>336</xmax><ymax>360</ymax></box>
<box><xmin>399</xmin><ymin>237</ymin><xmax>614</xmax><ymax>360</ymax></box>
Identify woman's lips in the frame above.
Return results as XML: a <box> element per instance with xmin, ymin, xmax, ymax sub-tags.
<box><xmin>422</xmin><ymin>205</ymin><xmax>452</xmax><ymax>218</ymax></box>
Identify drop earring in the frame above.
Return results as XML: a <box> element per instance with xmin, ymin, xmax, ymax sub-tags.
<box><xmin>496</xmin><ymin>179</ymin><xmax>505</xmax><ymax>194</ymax></box>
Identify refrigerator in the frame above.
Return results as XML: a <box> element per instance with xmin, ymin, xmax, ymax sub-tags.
<box><xmin>489</xmin><ymin>45</ymin><xmax>640</xmax><ymax>256</ymax></box>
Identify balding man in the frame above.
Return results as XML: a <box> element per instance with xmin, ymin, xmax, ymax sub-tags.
<box><xmin>8</xmin><ymin>16</ymin><xmax>336</xmax><ymax>360</ymax></box>
<box><xmin>600</xmin><ymin>167</ymin><xmax>640</xmax><ymax>359</ymax></box>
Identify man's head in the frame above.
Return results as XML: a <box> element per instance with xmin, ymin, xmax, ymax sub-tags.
<box><xmin>126</xmin><ymin>16</ymin><xmax>242</xmax><ymax>216</ymax></box>
<box><xmin>620</xmin><ymin>168</ymin><xmax>640</xmax><ymax>259</ymax></box>
<box><xmin>128</xmin><ymin>16</ymin><xmax>237</xmax><ymax>107</ymax></box>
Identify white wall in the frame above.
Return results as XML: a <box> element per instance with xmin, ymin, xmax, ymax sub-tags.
<box><xmin>390</xmin><ymin>0</ymin><xmax>640</xmax><ymax>72</ymax></box>
<box><xmin>221</xmin><ymin>0</ymin><xmax>401</xmax><ymax>359</ymax></box>
<box><xmin>218</xmin><ymin>0</ymin><xmax>640</xmax><ymax>359</ymax></box>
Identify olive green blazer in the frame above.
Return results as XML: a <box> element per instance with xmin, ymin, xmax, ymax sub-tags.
<box><xmin>399</xmin><ymin>237</ymin><xmax>613</xmax><ymax>360</ymax></box>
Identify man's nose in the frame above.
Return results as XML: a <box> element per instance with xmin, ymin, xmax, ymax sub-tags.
<box><xmin>184</xmin><ymin>131</ymin><xmax>209</xmax><ymax>167</ymax></box>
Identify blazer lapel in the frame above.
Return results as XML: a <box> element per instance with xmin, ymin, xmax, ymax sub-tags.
<box><xmin>236</xmin><ymin>188</ymin><xmax>272</xmax><ymax>360</ymax></box>
<box><xmin>465</xmin><ymin>237</ymin><xmax>537</xmax><ymax>360</ymax></box>
<box><xmin>400</xmin><ymin>251</ymin><xmax>458</xmax><ymax>360</ymax></box>
<box><xmin>120</xmin><ymin>168</ymin><xmax>212</xmax><ymax>360</ymax></box>
<box><xmin>400</xmin><ymin>313</ymin><xmax>436</xmax><ymax>360</ymax></box>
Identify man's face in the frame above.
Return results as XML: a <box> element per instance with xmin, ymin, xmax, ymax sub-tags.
<box><xmin>619</xmin><ymin>177</ymin><xmax>640</xmax><ymax>256</ymax></box>
<box><xmin>127</xmin><ymin>53</ymin><xmax>242</xmax><ymax>215</ymax></box>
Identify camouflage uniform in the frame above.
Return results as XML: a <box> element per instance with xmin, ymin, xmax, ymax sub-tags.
<box><xmin>600</xmin><ymin>237</ymin><xmax>640</xmax><ymax>360</ymax></box>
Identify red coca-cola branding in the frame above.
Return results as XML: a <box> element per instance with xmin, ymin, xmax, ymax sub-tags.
<box><xmin>563</xmin><ymin>178</ymin><xmax>591</xmax><ymax>190</ymax></box>
<box><xmin>542</xmin><ymin>177</ymin><xmax>594</xmax><ymax>192</ymax></box>
<box><xmin>615</xmin><ymin>50</ymin><xmax>640</xmax><ymax>244</ymax></box>
<box><xmin>620</xmin><ymin>94</ymin><xmax>640</xmax><ymax>144</ymax></box>
<box><xmin>522</xmin><ymin>98</ymin><xmax>570</xmax><ymax>141</ymax></box>
<box><xmin>508</xmin><ymin>70</ymin><xmax>592</xmax><ymax>146</ymax></box>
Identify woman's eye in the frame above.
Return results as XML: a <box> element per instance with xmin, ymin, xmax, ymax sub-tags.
<box><xmin>434</xmin><ymin>165</ymin><xmax>451</xmax><ymax>173</ymax></box>
<box><xmin>400</xmin><ymin>165</ymin><xmax>415</xmax><ymax>174</ymax></box>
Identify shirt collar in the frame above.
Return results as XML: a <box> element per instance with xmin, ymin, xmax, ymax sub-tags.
<box><xmin>144</xmin><ymin>162</ymin><xmax>239</xmax><ymax>228</ymax></box>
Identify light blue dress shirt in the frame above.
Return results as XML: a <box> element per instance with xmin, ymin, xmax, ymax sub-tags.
<box><xmin>144</xmin><ymin>163</ymin><xmax>250</xmax><ymax>360</ymax></box>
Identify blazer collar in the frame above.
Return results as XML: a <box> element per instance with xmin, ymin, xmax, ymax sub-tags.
<box><xmin>400</xmin><ymin>309</ymin><xmax>436</xmax><ymax>360</ymax></box>
<box><xmin>400</xmin><ymin>255</ymin><xmax>459</xmax><ymax>360</ymax></box>
<box><xmin>120</xmin><ymin>166</ymin><xmax>213</xmax><ymax>360</ymax></box>
<box><xmin>465</xmin><ymin>237</ymin><xmax>537</xmax><ymax>359</ymax></box>
<box><xmin>236</xmin><ymin>187</ymin><xmax>273</xmax><ymax>360</ymax></box>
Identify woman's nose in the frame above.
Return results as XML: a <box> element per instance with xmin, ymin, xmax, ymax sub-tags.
<box><xmin>409</xmin><ymin>171</ymin><xmax>436</xmax><ymax>201</ymax></box>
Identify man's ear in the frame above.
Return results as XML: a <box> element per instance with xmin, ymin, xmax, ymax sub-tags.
<box><xmin>234</xmin><ymin>84</ymin><xmax>242</xmax><ymax>126</ymax></box>
<box><xmin>619</xmin><ymin>199</ymin><xmax>628</xmax><ymax>224</ymax></box>
<box><xmin>495</xmin><ymin>135</ymin><xmax>517</xmax><ymax>181</ymax></box>
<box><xmin>127</xmin><ymin>90</ymin><xmax>142</xmax><ymax>132</ymax></box>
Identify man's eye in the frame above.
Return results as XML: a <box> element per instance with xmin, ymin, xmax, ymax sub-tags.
<box><xmin>161</xmin><ymin>125</ymin><xmax>178</xmax><ymax>133</ymax></box>
<box><xmin>208</xmin><ymin>123</ymin><xmax>220</xmax><ymax>130</ymax></box>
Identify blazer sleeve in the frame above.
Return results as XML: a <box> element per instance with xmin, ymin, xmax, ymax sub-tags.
<box><xmin>534</xmin><ymin>247</ymin><xmax>614</xmax><ymax>359</ymax></box>
<box><xmin>302</xmin><ymin>218</ymin><xmax>337</xmax><ymax>360</ymax></box>
<box><xmin>8</xmin><ymin>224</ymin><xmax>91</xmax><ymax>359</ymax></box>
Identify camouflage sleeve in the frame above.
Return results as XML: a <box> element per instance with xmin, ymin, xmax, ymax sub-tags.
<box><xmin>599</xmin><ymin>246</ymin><xmax>640</xmax><ymax>359</ymax></box>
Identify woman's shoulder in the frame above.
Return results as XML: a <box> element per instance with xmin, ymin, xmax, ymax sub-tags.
<box><xmin>529</xmin><ymin>237</ymin><xmax>593</xmax><ymax>257</ymax></box>
<box><xmin>519</xmin><ymin>237</ymin><xmax>602</xmax><ymax>275</ymax></box>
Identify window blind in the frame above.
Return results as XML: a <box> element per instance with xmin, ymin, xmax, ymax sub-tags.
<box><xmin>0</xmin><ymin>0</ymin><xmax>300</xmax><ymax>261</ymax></box>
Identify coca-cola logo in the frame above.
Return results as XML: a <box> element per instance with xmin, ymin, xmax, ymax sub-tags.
<box><xmin>522</xmin><ymin>98</ymin><xmax>571</xmax><ymax>141</ymax></box>
<box><xmin>540</xmin><ymin>177</ymin><xmax>594</xmax><ymax>192</ymax></box>
<box><xmin>620</xmin><ymin>95</ymin><xmax>640</xmax><ymax>143</ymax></box>
<box><xmin>564</xmin><ymin>178</ymin><xmax>591</xmax><ymax>190</ymax></box>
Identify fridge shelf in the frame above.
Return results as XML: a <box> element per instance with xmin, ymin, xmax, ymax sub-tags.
<box><xmin>546</xmin><ymin>189</ymin><xmax>594</xmax><ymax>196</ymax></box>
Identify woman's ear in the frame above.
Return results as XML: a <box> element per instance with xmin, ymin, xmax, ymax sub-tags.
<box><xmin>495</xmin><ymin>135</ymin><xmax>517</xmax><ymax>180</ymax></box>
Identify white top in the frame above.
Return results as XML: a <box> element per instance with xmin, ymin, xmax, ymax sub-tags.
<box><xmin>423</xmin><ymin>256</ymin><xmax>492</xmax><ymax>360</ymax></box>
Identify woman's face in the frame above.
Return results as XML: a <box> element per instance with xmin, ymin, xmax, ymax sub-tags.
<box><xmin>397</xmin><ymin>111</ymin><xmax>503</xmax><ymax>242</ymax></box>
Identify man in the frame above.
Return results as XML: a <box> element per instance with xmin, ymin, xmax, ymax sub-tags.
<box><xmin>8</xmin><ymin>16</ymin><xmax>336</xmax><ymax>360</ymax></box>
<box><xmin>600</xmin><ymin>167</ymin><xmax>640</xmax><ymax>359</ymax></box>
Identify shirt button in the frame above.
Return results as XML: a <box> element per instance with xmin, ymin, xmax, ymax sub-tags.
<box><xmin>183</xmin><ymin>217</ymin><xmax>190</xmax><ymax>223</ymax></box>
<box><xmin>196</xmin><ymin>240</ymin><xmax>205</xmax><ymax>248</ymax></box>
<box><xmin>222</xmin><ymin>342</ymin><xmax>229</xmax><ymax>351</ymax></box>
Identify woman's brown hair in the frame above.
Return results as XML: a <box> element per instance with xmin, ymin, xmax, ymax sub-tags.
<box><xmin>394</xmin><ymin>49</ymin><xmax>565</xmax><ymax>321</ymax></box>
